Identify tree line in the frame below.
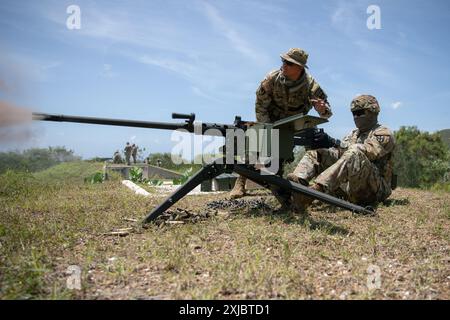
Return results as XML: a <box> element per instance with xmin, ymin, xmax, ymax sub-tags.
<box><xmin>394</xmin><ymin>126</ymin><xmax>449</xmax><ymax>189</ymax></box>
<box><xmin>0</xmin><ymin>147</ymin><xmax>81</xmax><ymax>174</ymax></box>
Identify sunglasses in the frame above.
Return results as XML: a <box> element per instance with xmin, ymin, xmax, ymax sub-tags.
<box><xmin>281</xmin><ymin>59</ymin><xmax>295</xmax><ymax>66</ymax></box>
<box><xmin>352</xmin><ymin>109</ymin><xmax>366</xmax><ymax>117</ymax></box>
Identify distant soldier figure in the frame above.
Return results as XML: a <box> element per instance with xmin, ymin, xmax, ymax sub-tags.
<box><xmin>124</xmin><ymin>142</ymin><xmax>132</xmax><ymax>165</ymax></box>
<box><xmin>156</xmin><ymin>159</ymin><xmax>162</xmax><ymax>167</ymax></box>
<box><xmin>131</xmin><ymin>144</ymin><xmax>138</xmax><ymax>164</ymax></box>
<box><xmin>287</xmin><ymin>95</ymin><xmax>396</xmax><ymax>213</ymax></box>
<box><xmin>229</xmin><ymin>47</ymin><xmax>333</xmax><ymax>199</ymax></box>
<box><xmin>113</xmin><ymin>150</ymin><xmax>122</xmax><ymax>164</ymax></box>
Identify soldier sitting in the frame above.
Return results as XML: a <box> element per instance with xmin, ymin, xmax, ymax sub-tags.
<box><xmin>287</xmin><ymin>95</ymin><xmax>396</xmax><ymax>213</ymax></box>
<box><xmin>113</xmin><ymin>150</ymin><xmax>123</xmax><ymax>164</ymax></box>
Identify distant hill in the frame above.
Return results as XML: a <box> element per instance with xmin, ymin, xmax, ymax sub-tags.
<box><xmin>33</xmin><ymin>161</ymin><xmax>104</xmax><ymax>183</ymax></box>
<box><xmin>438</xmin><ymin>129</ymin><xmax>450</xmax><ymax>149</ymax></box>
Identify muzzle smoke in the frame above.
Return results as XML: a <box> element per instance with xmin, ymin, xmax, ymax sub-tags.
<box><xmin>0</xmin><ymin>80</ymin><xmax>35</xmax><ymax>143</ymax></box>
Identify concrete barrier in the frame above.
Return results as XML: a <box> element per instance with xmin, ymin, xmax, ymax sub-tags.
<box><xmin>103</xmin><ymin>163</ymin><xmax>182</xmax><ymax>180</ymax></box>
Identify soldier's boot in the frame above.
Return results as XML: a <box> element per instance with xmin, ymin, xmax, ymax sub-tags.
<box><xmin>287</xmin><ymin>173</ymin><xmax>309</xmax><ymax>214</ymax></box>
<box><xmin>303</xmin><ymin>183</ymin><xmax>323</xmax><ymax>207</ymax></box>
<box><xmin>288</xmin><ymin>173</ymin><xmax>323</xmax><ymax>214</ymax></box>
<box><xmin>294</xmin><ymin>183</ymin><xmax>324</xmax><ymax>212</ymax></box>
<box><xmin>286</xmin><ymin>173</ymin><xmax>309</xmax><ymax>186</ymax></box>
<box><xmin>229</xmin><ymin>176</ymin><xmax>247</xmax><ymax>199</ymax></box>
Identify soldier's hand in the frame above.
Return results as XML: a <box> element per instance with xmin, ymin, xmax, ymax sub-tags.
<box><xmin>311</xmin><ymin>98</ymin><xmax>327</xmax><ymax>115</ymax></box>
<box><xmin>311</xmin><ymin>130</ymin><xmax>340</xmax><ymax>149</ymax></box>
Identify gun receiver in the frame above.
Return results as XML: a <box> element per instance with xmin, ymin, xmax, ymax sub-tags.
<box><xmin>294</xmin><ymin>127</ymin><xmax>324</xmax><ymax>148</ymax></box>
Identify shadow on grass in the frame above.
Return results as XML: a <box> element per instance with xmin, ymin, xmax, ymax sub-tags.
<box><xmin>382</xmin><ymin>198</ymin><xmax>410</xmax><ymax>207</ymax></box>
<box><xmin>285</xmin><ymin>214</ymin><xmax>350</xmax><ymax>236</ymax></box>
<box><xmin>247</xmin><ymin>208</ymin><xmax>350</xmax><ymax>236</ymax></box>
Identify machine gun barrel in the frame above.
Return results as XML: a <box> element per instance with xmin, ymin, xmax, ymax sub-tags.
<box><xmin>32</xmin><ymin>112</ymin><xmax>240</xmax><ymax>135</ymax></box>
<box><xmin>32</xmin><ymin>112</ymin><xmax>192</xmax><ymax>131</ymax></box>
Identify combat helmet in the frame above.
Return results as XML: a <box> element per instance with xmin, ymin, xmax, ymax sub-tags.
<box><xmin>350</xmin><ymin>95</ymin><xmax>380</xmax><ymax>114</ymax></box>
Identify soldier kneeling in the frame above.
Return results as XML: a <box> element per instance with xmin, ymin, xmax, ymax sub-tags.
<box><xmin>287</xmin><ymin>95</ymin><xmax>396</xmax><ymax>213</ymax></box>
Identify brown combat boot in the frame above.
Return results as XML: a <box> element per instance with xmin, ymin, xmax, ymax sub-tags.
<box><xmin>229</xmin><ymin>176</ymin><xmax>247</xmax><ymax>199</ymax></box>
<box><xmin>286</xmin><ymin>173</ymin><xmax>308</xmax><ymax>186</ymax></box>
<box><xmin>286</xmin><ymin>173</ymin><xmax>300</xmax><ymax>184</ymax></box>
<box><xmin>291</xmin><ymin>183</ymin><xmax>324</xmax><ymax>214</ymax></box>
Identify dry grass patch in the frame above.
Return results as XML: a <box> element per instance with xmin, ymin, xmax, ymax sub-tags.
<box><xmin>0</xmin><ymin>166</ymin><xmax>448</xmax><ymax>299</ymax></box>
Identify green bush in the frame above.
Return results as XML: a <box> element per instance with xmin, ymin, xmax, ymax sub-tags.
<box><xmin>84</xmin><ymin>171</ymin><xmax>104</xmax><ymax>184</ymax></box>
<box><xmin>148</xmin><ymin>179</ymin><xmax>163</xmax><ymax>186</ymax></box>
<box><xmin>173</xmin><ymin>167</ymin><xmax>194</xmax><ymax>185</ymax></box>
<box><xmin>394</xmin><ymin>126</ymin><xmax>450</xmax><ymax>189</ymax></box>
<box><xmin>130</xmin><ymin>167</ymin><xmax>145</xmax><ymax>183</ymax></box>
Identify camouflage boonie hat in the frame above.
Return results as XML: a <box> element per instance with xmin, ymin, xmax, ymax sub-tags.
<box><xmin>351</xmin><ymin>95</ymin><xmax>380</xmax><ymax>114</ymax></box>
<box><xmin>280</xmin><ymin>48</ymin><xmax>309</xmax><ymax>68</ymax></box>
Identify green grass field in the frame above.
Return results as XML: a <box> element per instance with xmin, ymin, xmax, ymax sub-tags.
<box><xmin>0</xmin><ymin>162</ymin><xmax>449</xmax><ymax>299</ymax></box>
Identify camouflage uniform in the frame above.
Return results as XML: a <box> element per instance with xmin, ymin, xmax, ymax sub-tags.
<box><xmin>131</xmin><ymin>144</ymin><xmax>138</xmax><ymax>164</ymax></box>
<box><xmin>124</xmin><ymin>143</ymin><xmax>132</xmax><ymax>165</ymax></box>
<box><xmin>291</xmin><ymin>95</ymin><xmax>395</xmax><ymax>206</ymax></box>
<box><xmin>255</xmin><ymin>48</ymin><xmax>332</xmax><ymax>122</ymax></box>
<box><xmin>230</xmin><ymin>48</ymin><xmax>332</xmax><ymax>199</ymax></box>
<box><xmin>255</xmin><ymin>68</ymin><xmax>332</xmax><ymax>122</ymax></box>
<box><xmin>113</xmin><ymin>151</ymin><xmax>122</xmax><ymax>164</ymax></box>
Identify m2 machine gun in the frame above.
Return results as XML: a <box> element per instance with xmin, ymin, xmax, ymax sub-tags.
<box><xmin>32</xmin><ymin>112</ymin><xmax>374</xmax><ymax>223</ymax></box>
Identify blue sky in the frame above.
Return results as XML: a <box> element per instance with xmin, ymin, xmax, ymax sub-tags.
<box><xmin>1</xmin><ymin>0</ymin><xmax>449</xmax><ymax>159</ymax></box>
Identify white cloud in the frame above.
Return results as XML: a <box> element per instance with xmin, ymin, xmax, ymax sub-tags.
<box><xmin>391</xmin><ymin>101</ymin><xmax>402</xmax><ymax>109</ymax></box>
<box><xmin>137</xmin><ymin>55</ymin><xmax>197</xmax><ymax>80</ymax></box>
<box><xmin>33</xmin><ymin>1</ymin><xmax>264</xmax><ymax>102</ymax></box>
<box><xmin>199</xmin><ymin>1</ymin><xmax>268</xmax><ymax>65</ymax></box>
<box><xmin>40</xmin><ymin>3</ymin><xmax>188</xmax><ymax>55</ymax></box>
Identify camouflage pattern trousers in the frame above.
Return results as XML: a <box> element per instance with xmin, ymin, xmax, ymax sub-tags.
<box><xmin>293</xmin><ymin>147</ymin><xmax>391</xmax><ymax>205</ymax></box>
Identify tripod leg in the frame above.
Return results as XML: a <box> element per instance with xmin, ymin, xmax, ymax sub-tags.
<box><xmin>142</xmin><ymin>162</ymin><xmax>226</xmax><ymax>224</ymax></box>
<box><xmin>234</xmin><ymin>164</ymin><xmax>373</xmax><ymax>215</ymax></box>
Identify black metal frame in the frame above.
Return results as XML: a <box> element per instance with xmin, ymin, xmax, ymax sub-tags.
<box><xmin>142</xmin><ymin>157</ymin><xmax>374</xmax><ymax>223</ymax></box>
